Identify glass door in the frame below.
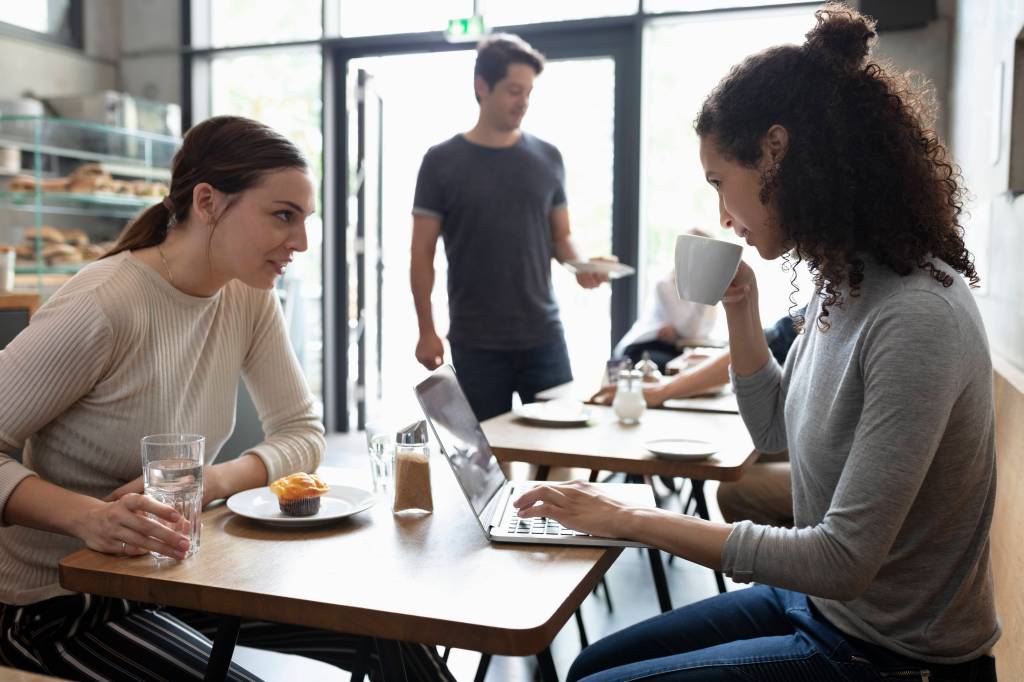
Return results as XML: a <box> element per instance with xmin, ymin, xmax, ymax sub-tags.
<box><xmin>333</xmin><ymin>24</ymin><xmax>638</xmax><ymax>430</ymax></box>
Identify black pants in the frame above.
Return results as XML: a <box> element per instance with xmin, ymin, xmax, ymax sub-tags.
<box><xmin>0</xmin><ymin>594</ymin><xmax>454</xmax><ymax>681</ymax></box>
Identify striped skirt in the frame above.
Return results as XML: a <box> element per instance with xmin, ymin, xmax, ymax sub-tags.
<box><xmin>0</xmin><ymin>594</ymin><xmax>454</xmax><ymax>681</ymax></box>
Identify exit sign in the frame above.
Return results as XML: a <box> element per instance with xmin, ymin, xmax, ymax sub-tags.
<box><xmin>445</xmin><ymin>15</ymin><xmax>486</xmax><ymax>42</ymax></box>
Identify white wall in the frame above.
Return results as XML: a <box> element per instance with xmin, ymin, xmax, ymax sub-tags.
<box><xmin>872</xmin><ymin>4</ymin><xmax>954</xmax><ymax>140</ymax></box>
<box><xmin>0</xmin><ymin>0</ymin><xmax>119</xmax><ymax>101</ymax></box>
<box><xmin>0</xmin><ymin>0</ymin><xmax>182</xmax><ymax>107</ymax></box>
<box><xmin>949</xmin><ymin>1</ymin><xmax>1024</xmax><ymax>373</ymax></box>
<box><xmin>119</xmin><ymin>0</ymin><xmax>182</xmax><ymax>105</ymax></box>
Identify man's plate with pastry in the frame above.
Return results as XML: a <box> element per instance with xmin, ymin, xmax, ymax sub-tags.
<box><xmin>563</xmin><ymin>259</ymin><xmax>636</xmax><ymax>279</ymax></box>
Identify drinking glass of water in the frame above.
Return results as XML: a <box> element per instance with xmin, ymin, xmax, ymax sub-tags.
<box><xmin>141</xmin><ymin>433</ymin><xmax>204</xmax><ymax>559</ymax></box>
<box><xmin>364</xmin><ymin>421</ymin><xmax>394</xmax><ymax>498</ymax></box>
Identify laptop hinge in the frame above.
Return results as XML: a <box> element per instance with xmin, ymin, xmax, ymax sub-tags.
<box><xmin>487</xmin><ymin>484</ymin><xmax>512</xmax><ymax>531</ymax></box>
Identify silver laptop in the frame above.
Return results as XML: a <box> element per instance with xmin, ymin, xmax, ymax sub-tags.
<box><xmin>414</xmin><ymin>365</ymin><xmax>654</xmax><ymax>548</ymax></box>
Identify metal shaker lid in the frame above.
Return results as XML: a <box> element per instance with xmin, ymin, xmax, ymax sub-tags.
<box><xmin>396</xmin><ymin>419</ymin><xmax>429</xmax><ymax>445</ymax></box>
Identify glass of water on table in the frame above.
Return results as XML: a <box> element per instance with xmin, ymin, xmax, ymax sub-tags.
<box><xmin>141</xmin><ymin>434</ymin><xmax>205</xmax><ymax>559</ymax></box>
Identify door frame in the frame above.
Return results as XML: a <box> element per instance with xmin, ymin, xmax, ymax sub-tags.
<box><xmin>328</xmin><ymin>15</ymin><xmax>641</xmax><ymax>431</ymax></box>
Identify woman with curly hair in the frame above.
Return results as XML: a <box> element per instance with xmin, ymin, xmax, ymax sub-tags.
<box><xmin>512</xmin><ymin>4</ymin><xmax>998</xmax><ymax>680</ymax></box>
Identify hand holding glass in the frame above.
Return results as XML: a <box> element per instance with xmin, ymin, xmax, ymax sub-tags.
<box><xmin>141</xmin><ymin>434</ymin><xmax>204</xmax><ymax>559</ymax></box>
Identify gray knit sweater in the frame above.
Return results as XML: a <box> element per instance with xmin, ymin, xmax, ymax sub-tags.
<box><xmin>722</xmin><ymin>258</ymin><xmax>999</xmax><ymax>663</ymax></box>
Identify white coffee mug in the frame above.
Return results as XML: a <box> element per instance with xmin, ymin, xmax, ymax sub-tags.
<box><xmin>674</xmin><ymin>234</ymin><xmax>743</xmax><ymax>305</ymax></box>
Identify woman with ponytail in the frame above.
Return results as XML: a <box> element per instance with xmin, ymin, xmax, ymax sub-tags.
<box><xmin>0</xmin><ymin>116</ymin><xmax>454</xmax><ymax>681</ymax></box>
<box><xmin>512</xmin><ymin>5</ymin><xmax>999</xmax><ymax>680</ymax></box>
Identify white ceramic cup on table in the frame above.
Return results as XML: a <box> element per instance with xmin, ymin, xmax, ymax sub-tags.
<box><xmin>674</xmin><ymin>234</ymin><xmax>744</xmax><ymax>305</ymax></box>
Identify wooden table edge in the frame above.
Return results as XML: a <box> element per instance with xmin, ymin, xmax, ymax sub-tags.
<box><xmin>60</xmin><ymin>546</ymin><xmax>623</xmax><ymax>657</ymax></box>
<box><xmin>491</xmin><ymin>446</ymin><xmax>761</xmax><ymax>482</ymax></box>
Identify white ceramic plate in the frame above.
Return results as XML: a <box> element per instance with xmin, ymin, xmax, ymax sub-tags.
<box><xmin>645</xmin><ymin>438</ymin><xmax>718</xmax><ymax>460</ymax></box>
<box><xmin>514</xmin><ymin>401</ymin><xmax>591</xmax><ymax>426</ymax></box>
<box><xmin>564</xmin><ymin>260</ymin><xmax>636</xmax><ymax>279</ymax></box>
<box><xmin>226</xmin><ymin>485</ymin><xmax>376</xmax><ymax>527</ymax></box>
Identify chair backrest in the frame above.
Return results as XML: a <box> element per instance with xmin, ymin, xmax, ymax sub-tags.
<box><xmin>990</xmin><ymin>361</ymin><xmax>1024</xmax><ymax>680</ymax></box>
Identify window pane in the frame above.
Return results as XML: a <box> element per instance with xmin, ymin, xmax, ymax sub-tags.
<box><xmin>210</xmin><ymin>0</ymin><xmax>321</xmax><ymax>47</ymax></box>
<box><xmin>486</xmin><ymin>0</ymin><xmax>637</xmax><ymax>27</ymax></box>
<box><xmin>645</xmin><ymin>0</ymin><xmax>816</xmax><ymax>13</ymax></box>
<box><xmin>641</xmin><ymin>8</ymin><xmax>818</xmax><ymax>335</ymax></box>
<box><xmin>210</xmin><ymin>49</ymin><xmax>325</xmax><ymax>407</ymax></box>
<box><xmin>0</xmin><ymin>0</ymin><xmax>76</xmax><ymax>42</ymax></box>
<box><xmin>338</xmin><ymin>0</ymin><xmax>469</xmax><ymax>37</ymax></box>
<box><xmin>528</xmin><ymin>57</ymin><xmax>616</xmax><ymax>383</ymax></box>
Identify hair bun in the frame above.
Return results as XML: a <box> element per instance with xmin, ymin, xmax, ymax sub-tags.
<box><xmin>805</xmin><ymin>3</ymin><xmax>877</xmax><ymax>72</ymax></box>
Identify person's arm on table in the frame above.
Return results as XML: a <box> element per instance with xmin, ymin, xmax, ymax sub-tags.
<box><xmin>7</xmin><ymin>476</ymin><xmax>189</xmax><ymax>560</ymax></box>
<box><xmin>513</xmin><ymin>482</ymin><xmax>732</xmax><ymax>570</ymax></box>
<box><xmin>0</xmin><ymin>293</ymin><xmax>188</xmax><ymax>558</ymax></box>
<box><xmin>411</xmin><ymin>214</ymin><xmax>445</xmax><ymax>369</ymax></box>
<box><xmin>644</xmin><ymin>351</ymin><xmax>732</xmax><ymax>405</ymax></box>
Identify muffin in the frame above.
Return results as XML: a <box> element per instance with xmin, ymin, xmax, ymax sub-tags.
<box><xmin>269</xmin><ymin>473</ymin><xmax>329</xmax><ymax>517</ymax></box>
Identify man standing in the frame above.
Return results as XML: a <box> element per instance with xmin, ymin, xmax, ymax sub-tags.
<box><xmin>411</xmin><ymin>34</ymin><xmax>605</xmax><ymax>421</ymax></box>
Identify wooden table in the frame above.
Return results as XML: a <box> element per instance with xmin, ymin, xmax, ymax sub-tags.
<box><xmin>483</xmin><ymin>404</ymin><xmax>756</xmax><ymax>482</ymax></box>
<box><xmin>536</xmin><ymin>379</ymin><xmax>739</xmax><ymax>414</ymax></box>
<box><xmin>60</xmin><ymin>447</ymin><xmax>620</xmax><ymax>681</ymax></box>
<box><xmin>482</xmin><ymin>404</ymin><xmax>758</xmax><ymax>599</ymax></box>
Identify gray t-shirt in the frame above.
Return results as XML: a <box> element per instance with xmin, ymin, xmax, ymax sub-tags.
<box><xmin>723</xmin><ymin>258</ymin><xmax>999</xmax><ymax>663</ymax></box>
<box><xmin>413</xmin><ymin>133</ymin><xmax>567</xmax><ymax>350</ymax></box>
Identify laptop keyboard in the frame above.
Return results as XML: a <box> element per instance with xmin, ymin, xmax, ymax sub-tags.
<box><xmin>507</xmin><ymin>508</ymin><xmax>588</xmax><ymax>536</ymax></box>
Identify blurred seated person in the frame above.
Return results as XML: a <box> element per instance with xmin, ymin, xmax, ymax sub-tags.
<box><xmin>612</xmin><ymin>233</ymin><xmax>719</xmax><ymax>372</ymax></box>
<box><xmin>603</xmin><ymin>307</ymin><xmax>803</xmax><ymax>407</ymax></box>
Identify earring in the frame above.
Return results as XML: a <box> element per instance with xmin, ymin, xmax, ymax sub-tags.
<box><xmin>759</xmin><ymin>160</ymin><xmax>781</xmax><ymax>205</ymax></box>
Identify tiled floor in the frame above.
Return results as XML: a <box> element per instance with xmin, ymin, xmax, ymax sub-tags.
<box><xmin>231</xmin><ymin>432</ymin><xmax>737</xmax><ymax>681</ymax></box>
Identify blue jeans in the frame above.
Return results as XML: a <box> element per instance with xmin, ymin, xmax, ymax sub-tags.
<box><xmin>569</xmin><ymin>585</ymin><xmax>997</xmax><ymax>682</ymax></box>
<box><xmin>450</xmin><ymin>337</ymin><xmax>573</xmax><ymax>422</ymax></box>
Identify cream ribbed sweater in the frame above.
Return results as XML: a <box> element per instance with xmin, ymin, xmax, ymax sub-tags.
<box><xmin>0</xmin><ymin>252</ymin><xmax>325</xmax><ymax>604</ymax></box>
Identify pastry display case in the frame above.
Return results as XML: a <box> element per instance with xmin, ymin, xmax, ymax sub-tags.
<box><xmin>0</xmin><ymin>115</ymin><xmax>180</xmax><ymax>297</ymax></box>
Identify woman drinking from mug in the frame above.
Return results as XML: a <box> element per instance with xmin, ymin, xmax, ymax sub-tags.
<box><xmin>513</xmin><ymin>5</ymin><xmax>998</xmax><ymax>680</ymax></box>
<box><xmin>0</xmin><ymin>116</ymin><xmax>452</xmax><ymax>681</ymax></box>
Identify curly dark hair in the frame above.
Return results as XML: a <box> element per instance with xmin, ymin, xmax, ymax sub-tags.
<box><xmin>694</xmin><ymin>2</ymin><xmax>977</xmax><ymax>331</ymax></box>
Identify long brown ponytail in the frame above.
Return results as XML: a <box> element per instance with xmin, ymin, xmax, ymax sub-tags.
<box><xmin>105</xmin><ymin>116</ymin><xmax>308</xmax><ymax>258</ymax></box>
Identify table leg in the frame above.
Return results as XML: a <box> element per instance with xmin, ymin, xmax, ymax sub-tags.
<box><xmin>374</xmin><ymin>638</ymin><xmax>409</xmax><ymax>682</ymax></box>
<box><xmin>536</xmin><ymin>646</ymin><xmax>559</xmax><ymax>682</ymax></box>
<box><xmin>536</xmin><ymin>465</ymin><xmax>550</xmax><ymax>481</ymax></box>
<box><xmin>574</xmin><ymin>608</ymin><xmax>589</xmax><ymax>648</ymax></box>
<box><xmin>690</xmin><ymin>481</ymin><xmax>728</xmax><ymax>594</ymax></box>
<box><xmin>647</xmin><ymin>548</ymin><xmax>673</xmax><ymax>613</ymax></box>
<box><xmin>204</xmin><ymin>615</ymin><xmax>241</xmax><ymax>682</ymax></box>
<box><xmin>474</xmin><ymin>653</ymin><xmax>492</xmax><ymax>682</ymax></box>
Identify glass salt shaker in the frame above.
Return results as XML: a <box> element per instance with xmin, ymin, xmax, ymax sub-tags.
<box><xmin>634</xmin><ymin>350</ymin><xmax>663</xmax><ymax>384</ymax></box>
<box><xmin>392</xmin><ymin>421</ymin><xmax>433</xmax><ymax>514</ymax></box>
<box><xmin>612</xmin><ymin>368</ymin><xmax>646</xmax><ymax>424</ymax></box>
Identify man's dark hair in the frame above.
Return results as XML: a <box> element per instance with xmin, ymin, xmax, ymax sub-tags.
<box><xmin>474</xmin><ymin>34</ymin><xmax>545</xmax><ymax>100</ymax></box>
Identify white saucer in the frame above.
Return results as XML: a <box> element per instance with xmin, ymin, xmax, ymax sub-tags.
<box><xmin>564</xmin><ymin>260</ymin><xmax>636</xmax><ymax>279</ymax></box>
<box><xmin>514</xmin><ymin>400</ymin><xmax>591</xmax><ymax>426</ymax></box>
<box><xmin>645</xmin><ymin>438</ymin><xmax>718</xmax><ymax>460</ymax></box>
<box><xmin>227</xmin><ymin>485</ymin><xmax>376</xmax><ymax>527</ymax></box>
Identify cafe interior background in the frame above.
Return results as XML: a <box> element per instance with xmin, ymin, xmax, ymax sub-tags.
<box><xmin>1</xmin><ymin>0</ymin><xmax>1023</xmax><ymax>679</ymax></box>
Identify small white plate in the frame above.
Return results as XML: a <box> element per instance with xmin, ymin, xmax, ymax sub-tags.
<box><xmin>226</xmin><ymin>485</ymin><xmax>376</xmax><ymax>527</ymax></box>
<box><xmin>564</xmin><ymin>260</ymin><xmax>636</xmax><ymax>279</ymax></box>
<box><xmin>514</xmin><ymin>401</ymin><xmax>591</xmax><ymax>426</ymax></box>
<box><xmin>645</xmin><ymin>438</ymin><xmax>718</xmax><ymax>460</ymax></box>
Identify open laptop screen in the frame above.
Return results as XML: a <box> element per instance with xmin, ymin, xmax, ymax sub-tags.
<box><xmin>415</xmin><ymin>366</ymin><xmax>508</xmax><ymax>521</ymax></box>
